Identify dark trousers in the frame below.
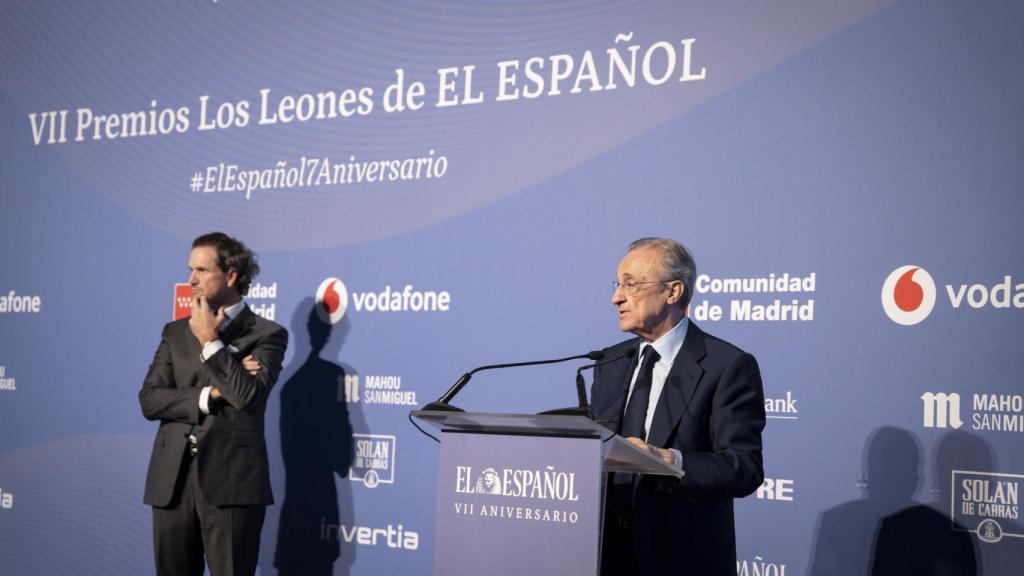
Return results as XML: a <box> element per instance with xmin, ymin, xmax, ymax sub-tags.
<box><xmin>601</xmin><ymin>474</ymin><xmax>638</xmax><ymax>576</ymax></box>
<box><xmin>152</xmin><ymin>453</ymin><xmax>266</xmax><ymax>576</ymax></box>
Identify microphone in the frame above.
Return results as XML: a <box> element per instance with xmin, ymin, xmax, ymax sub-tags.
<box><xmin>542</xmin><ymin>348</ymin><xmax>638</xmax><ymax>418</ymax></box>
<box><xmin>421</xmin><ymin>349</ymin><xmax>605</xmax><ymax>412</ymax></box>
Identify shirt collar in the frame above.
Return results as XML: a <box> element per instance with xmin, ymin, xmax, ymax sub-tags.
<box><xmin>220</xmin><ymin>300</ymin><xmax>246</xmax><ymax>330</ymax></box>
<box><xmin>642</xmin><ymin>316</ymin><xmax>689</xmax><ymax>366</ymax></box>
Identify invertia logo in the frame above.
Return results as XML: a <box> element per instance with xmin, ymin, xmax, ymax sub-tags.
<box><xmin>316</xmin><ymin>277</ymin><xmax>349</xmax><ymax>324</ymax></box>
<box><xmin>881</xmin><ymin>266</ymin><xmax>936</xmax><ymax>325</ymax></box>
<box><xmin>319</xmin><ymin>518</ymin><xmax>419</xmax><ymax>550</ymax></box>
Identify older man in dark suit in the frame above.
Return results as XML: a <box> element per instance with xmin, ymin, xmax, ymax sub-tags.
<box><xmin>591</xmin><ymin>237</ymin><xmax>765</xmax><ymax>575</ymax></box>
<box><xmin>140</xmin><ymin>232</ymin><xmax>288</xmax><ymax>576</ymax></box>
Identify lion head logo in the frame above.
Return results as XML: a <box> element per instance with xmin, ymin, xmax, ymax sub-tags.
<box><xmin>474</xmin><ymin>467</ymin><xmax>502</xmax><ymax>495</ymax></box>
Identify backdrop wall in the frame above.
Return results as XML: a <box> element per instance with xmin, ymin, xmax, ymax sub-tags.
<box><xmin>1</xmin><ymin>1</ymin><xmax>1022</xmax><ymax>574</ymax></box>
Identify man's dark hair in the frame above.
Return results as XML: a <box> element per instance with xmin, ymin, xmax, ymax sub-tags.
<box><xmin>192</xmin><ymin>232</ymin><xmax>260</xmax><ymax>296</ymax></box>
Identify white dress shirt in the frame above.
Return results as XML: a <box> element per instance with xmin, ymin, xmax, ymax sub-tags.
<box><xmin>624</xmin><ymin>316</ymin><xmax>689</xmax><ymax>467</ymax></box>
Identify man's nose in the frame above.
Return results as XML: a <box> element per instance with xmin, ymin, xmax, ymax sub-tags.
<box><xmin>189</xmin><ymin>271</ymin><xmax>198</xmax><ymax>285</ymax></box>
<box><xmin>611</xmin><ymin>285</ymin><xmax>625</xmax><ymax>305</ymax></box>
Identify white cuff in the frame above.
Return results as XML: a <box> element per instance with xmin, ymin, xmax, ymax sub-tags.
<box><xmin>199</xmin><ymin>386</ymin><xmax>212</xmax><ymax>414</ymax></box>
<box><xmin>201</xmin><ymin>339</ymin><xmax>224</xmax><ymax>362</ymax></box>
<box><xmin>670</xmin><ymin>448</ymin><xmax>684</xmax><ymax>470</ymax></box>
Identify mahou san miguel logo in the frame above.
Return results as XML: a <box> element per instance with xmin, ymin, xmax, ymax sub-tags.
<box><xmin>921</xmin><ymin>391</ymin><xmax>1024</xmax><ymax>434</ymax></box>
<box><xmin>881</xmin><ymin>266</ymin><xmax>936</xmax><ymax>325</ymax></box>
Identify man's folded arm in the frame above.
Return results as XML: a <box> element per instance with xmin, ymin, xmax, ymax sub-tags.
<box><xmin>139</xmin><ymin>325</ymin><xmax>202</xmax><ymax>424</ymax></box>
<box><xmin>203</xmin><ymin>326</ymin><xmax>288</xmax><ymax>411</ymax></box>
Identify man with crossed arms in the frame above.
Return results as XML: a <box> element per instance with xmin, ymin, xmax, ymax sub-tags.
<box><xmin>140</xmin><ymin>232</ymin><xmax>287</xmax><ymax>576</ymax></box>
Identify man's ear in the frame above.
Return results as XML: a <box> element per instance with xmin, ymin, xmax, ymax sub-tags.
<box><xmin>667</xmin><ymin>281</ymin><xmax>684</xmax><ymax>305</ymax></box>
<box><xmin>226</xmin><ymin>268</ymin><xmax>239</xmax><ymax>288</ymax></box>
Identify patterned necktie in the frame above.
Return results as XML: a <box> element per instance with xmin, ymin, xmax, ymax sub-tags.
<box><xmin>620</xmin><ymin>345</ymin><xmax>660</xmax><ymax>438</ymax></box>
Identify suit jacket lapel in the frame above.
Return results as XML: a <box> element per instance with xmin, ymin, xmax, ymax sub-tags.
<box><xmin>219</xmin><ymin>305</ymin><xmax>255</xmax><ymax>345</ymax></box>
<box><xmin>647</xmin><ymin>322</ymin><xmax>707</xmax><ymax>447</ymax></box>
<box><xmin>594</xmin><ymin>345</ymin><xmax>642</xmax><ymax>432</ymax></box>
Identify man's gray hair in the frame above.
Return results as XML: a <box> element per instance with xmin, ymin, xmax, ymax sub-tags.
<box><xmin>628</xmin><ymin>237</ymin><xmax>697</xmax><ymax>311</ymax></box>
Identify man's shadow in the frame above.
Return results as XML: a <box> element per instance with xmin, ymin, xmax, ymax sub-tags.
<box><xmin>869</xmin><ymin>429</ymin><xmax>983</xmax><ymax>575</ymax></box>
<box><xmin>273</xmin><ymin>298</ymin><xmax>363</xmax><ymax>576</ymax></box>
<box><xmin>807</xmin><ymin>426</ymin><xmax>923</xmax><ymax>576</ymax></box>
<box><xmin>808</xmin><ymin>427</ymin><xmax>987</xmax><ymax>576</ymax></box>
<box><xmin>873</xmin><ymin>429</ymin><xmax>1024</xmax><ymax>575</ymax></box>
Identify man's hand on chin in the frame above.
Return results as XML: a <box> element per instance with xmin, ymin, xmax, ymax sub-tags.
<box><xmin>189</xmin><ymin>295</ymin><xmax>224</xmax><ymax>345</ymax></box>
<box><xmin>625</xmin><ymin>436</ymin><xmax>677</xmax><ymax>465</ymax></box>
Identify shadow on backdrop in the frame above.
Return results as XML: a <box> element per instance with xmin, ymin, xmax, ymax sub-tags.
<box><xmin>871</xmin><ymin>429</ymin><xmax>1024</xmax><ymax>575</ymax></box>
<box><xmin>808</xmin><ymin>427</ymin><xmax>991</xmax><ymax>576</ymax></box>
<box><xmin>808</xmin><ymin>426</ymin><xmax>922</xmax><ymax>576</ymax></box>
<box><xmin>272</xmin><ymin>298</ymin><xmax>364</xmax><ymax>575</ymax></box>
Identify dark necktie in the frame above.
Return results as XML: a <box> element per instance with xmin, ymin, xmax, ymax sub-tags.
<box><xmin>620</xmin><ymin>345</ymin><xmax>660</xmax><ymax>438</ymax></box>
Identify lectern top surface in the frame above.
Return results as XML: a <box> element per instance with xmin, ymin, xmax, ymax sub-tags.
<box><xmin>410</xmin><ymin>410</ymin><xmax>612</xmax><ymax>439</ymax></box>
<box><xmin>410</xmin><ymin>410</ymin><xmax>683</xmax><ymax>478</ymax></box>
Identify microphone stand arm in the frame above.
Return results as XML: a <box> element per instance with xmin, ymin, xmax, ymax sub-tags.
<box><xmin>424</xmin><ymin>352</ymin><xmax>599</xmax><ymax>412</ymax></box>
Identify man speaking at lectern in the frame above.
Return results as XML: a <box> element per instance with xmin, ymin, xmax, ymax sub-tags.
<box><xmin>139</xmin><ymin>232</ymin><xmax>288</xmax><ymax>576</ymax></box>
<box><xmin>591</xmin><ymin>238</ymin><xmax>765</xmax><ymax>576</ymax></box>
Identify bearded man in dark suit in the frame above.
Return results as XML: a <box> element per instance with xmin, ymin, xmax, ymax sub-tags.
<box><xmin>140</xmin><ymin>232</ymin><xmax>288</xmax><ymax>576</ymax></box>
<box><xmin>591</xmin><ymin>237</ymin><xmax>765</xmax><ymax>576</ymax></box>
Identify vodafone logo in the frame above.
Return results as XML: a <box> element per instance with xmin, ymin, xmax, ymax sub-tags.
<box><xmin>883</xmin><ymin>265</ymin><xmax>1024</xmax><ymax>325</ymax></box>
<box><xmin>316</xmin><ymin>277</ymin><xmax>349</xmax><ymax>325</ymax></box>
<box><xmin>881</xmin><ymin>266</ymin><xmax>936</xmax><ymax>325</ymax></box>
<box><xmin>315</xmin><ymin>277</ymin><xmax>451</xmax><ymax>324</ymax></box>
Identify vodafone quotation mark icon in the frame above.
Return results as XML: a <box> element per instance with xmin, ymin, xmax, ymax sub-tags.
<box><xmin>316</xmin><ymin>277</ymin><xmax>349</xmax><ymax>324</ymax></box>
<box><xmin>881</xmin><ymin>266</ymin><xmax>936</xmax><ymax>325</ymax></box>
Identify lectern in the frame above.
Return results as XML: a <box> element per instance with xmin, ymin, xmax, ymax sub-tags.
<box><xmin>411</xmin><ymin>411</ymin><xmax>682</xmax><ymax>576</ymax></box>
